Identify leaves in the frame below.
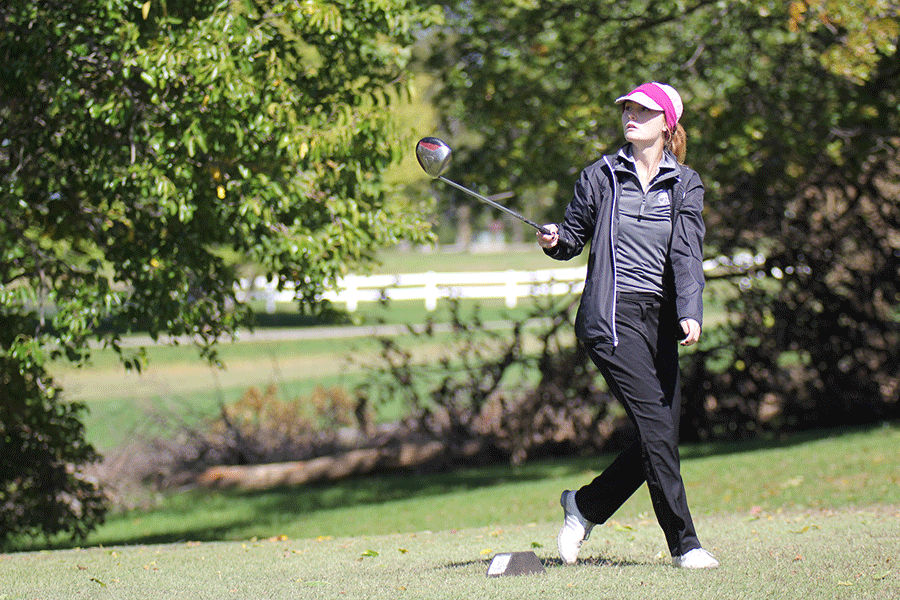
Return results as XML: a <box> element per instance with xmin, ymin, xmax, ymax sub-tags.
<box><xmin>788</xmin><ymin>0</ymin><xmax>899</xmax><ymax>83</ymax></box>
<box><xmin>427</xmin><ymin>0</ymin><xmax>900</xmax><ymax>438</ymax></box>
<box><xmin>0</xmin><ymin>0</ymin><xmax>437</xmax><ymax>545</ymax></box>
<box><xmin>3</xmin><ymin>0</ymin><xmax>439</xmax><ymax>366</ymax></box>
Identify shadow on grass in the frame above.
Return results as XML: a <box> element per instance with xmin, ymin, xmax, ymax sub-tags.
<box><xmin>20</xmin><ymin>457</ymin><xmax>607</xmax><ymax>552</ymax></box>
<box><xmin>17</xmin><ymin>422</ymin><xmax>896</xmax><ymax>553</ymax></box>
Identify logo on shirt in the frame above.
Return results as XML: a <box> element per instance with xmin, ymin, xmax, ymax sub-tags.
<box><xmin>656</xmin><ymin>190</ymin><xmax>671</xmax><ymax>206</ymax></box>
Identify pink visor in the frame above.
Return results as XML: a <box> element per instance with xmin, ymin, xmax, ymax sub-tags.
<box><xmin>615</xmin><ymin>82</ymin><xmax>683</xmax><ymax>131</ymax></box>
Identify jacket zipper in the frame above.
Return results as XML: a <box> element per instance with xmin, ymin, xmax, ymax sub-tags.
<box><xmin>603</xmin><ymin>156</ymin><xmax>619</xmax><ymax>347</ymax></box>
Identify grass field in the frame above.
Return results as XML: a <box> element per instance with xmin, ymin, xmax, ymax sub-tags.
<box><xmin>15</xmin><ymin>248</ymin><xmax>897</xmax><ymax>598</ymax></box>
<box><xmin>371</xmin><ymin>245</ymin><xmax>577</xmax><ymax>274</ymax></box>
<box><xmin>56</xmin><ymin>301</ymin><xmax>729</xmax><ymax>451</ymax></box>
<box><xmin>51</xmin><ymin>246</ymin><xmax>579</xmax><ymax>450</ymax></box>
<box><xmin>4</xmin><ymin>508</ymin><xmax>897</xmax><ymax>600</ymax></box>
<box><xmin>51</xmin><ymin>245</ymin><xmax>732</xmax><ymax>451</ymax></box>
<box><xmin>3</xmin><ymin>424</ymin><xmax>899</xmax><ymax>599</ymax></box>
<box><xmin>54</xmin><ymin>297</ymin><xmax>558</xmax><ymax>451</ymax></box>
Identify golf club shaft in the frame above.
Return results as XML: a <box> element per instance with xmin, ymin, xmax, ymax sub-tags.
<box><xmin>438</xmin><ymin>176</ymin><xmax>551</xmax><ymax>236</ymax></box>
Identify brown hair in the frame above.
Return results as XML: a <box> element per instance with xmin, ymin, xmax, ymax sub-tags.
<box><xmin>666</xmin><ymin>123</ymin><xmax>687</xmax><ymax>164</ymax></box>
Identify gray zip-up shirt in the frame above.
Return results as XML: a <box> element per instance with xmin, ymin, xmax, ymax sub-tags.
<box><xmin>544</xmin><ymin>145</ymin><xmax>706</xmax><ymax>346</ymax></box>
<box><xmin>614</xmin><ymin>147</ymin><xmax>679</xmax><ymax>297</ymax></box>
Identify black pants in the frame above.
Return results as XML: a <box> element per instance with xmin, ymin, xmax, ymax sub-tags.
<box><xmin>574</xmin><ymin>293</ymin><xmax>700</xmax><ymax>556</ymax></box>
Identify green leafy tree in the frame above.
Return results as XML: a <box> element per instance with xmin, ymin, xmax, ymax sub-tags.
<box><xmin>0</xmin><ymin>0</ymin><xmax>438</xmax><ymax>545</ymax></box>
<box><xmin>424</xmin><ymin>0</ymin><xmax>900</xmax><ymax>437</ymax></box>
<box><xmin>688</xmin><ymin>0</ymin><xmax>900</xmax><ymax>434</ymax></box>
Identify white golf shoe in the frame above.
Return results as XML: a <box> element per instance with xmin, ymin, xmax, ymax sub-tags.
<box><xmin>557</xmin><ymin>490</ymin><xmax>594</xmax><ymax>565</ymax></box>
<box><xmin>673</xmin><ymin>548</ymin><xmax>720</xmax><ymax>569</ymax></box>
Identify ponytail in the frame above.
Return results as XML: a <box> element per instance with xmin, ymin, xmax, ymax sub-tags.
<box><xmin>667</xmin><ymin>123</ymin><xmax>687</xmax><ymax>164</ymax></box>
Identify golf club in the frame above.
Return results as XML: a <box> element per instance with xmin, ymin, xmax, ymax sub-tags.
<box><xmin>415</xmin><ymin>137</ymin><xmax>556</xmax><ymax>238</ymax></box>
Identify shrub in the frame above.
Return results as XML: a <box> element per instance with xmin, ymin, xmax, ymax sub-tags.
<box><xmin>356</xmin><ymin>296</ymin><xmax>627</xmax><ymax>464</ymax></box>
<box><xmin>0</xmin><ymin>358</ymin><xmax>107</xmax><ymax>548</ymax></box>
<box><xmin>148</xmin><ymin>384</ymin><xmax>366</xmax><ymax>488</ymax></box>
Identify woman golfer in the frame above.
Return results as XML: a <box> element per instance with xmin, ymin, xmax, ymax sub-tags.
<box><xmin>537</xmin><ymin>82</ymin><xmax>718</xmax><ymax>569</ymax></box>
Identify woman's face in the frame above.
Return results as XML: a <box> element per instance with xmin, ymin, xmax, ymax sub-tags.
<box><xmin>621</xmin><ymin>100</ymin><xmax>667</xmax><ymax>146</ymax></box>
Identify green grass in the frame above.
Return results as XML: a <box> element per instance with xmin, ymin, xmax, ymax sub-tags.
<box><xmin>62</xmin><ymin>288</ymin><xmax>728</xmax><ymax>451</ymax></box>
<box><xmin>60</xmin><ymin>313</ymin><xmax>556</xmax><ymax>450</ymax></box>
<box><xmin>4</xmin><ymin>508</ymin><xmax>897</xmax><ymax>600</ymax></box>
<box><xmin>20</xmin><ymin>250</ymin><xmax>887</xmax><ymax>598</ymax></box>
<box><xmin>3</xmin><ymin>424</ymin><xmax>899</xmax><ymax>599</ymax></box>
<box><xmin>54</xmin><ymin>245</ymin><xmax>730</xmax><ymax>451</ymax></box>
<box><xmin>78</xmin><ymin>423</ymin><xmax>900</xmax><ymax>547</ymax></box>
<box><xmin>372</xmin><ymin>246</ymin><xmax>578</xmax><ymax>274</ymax></box>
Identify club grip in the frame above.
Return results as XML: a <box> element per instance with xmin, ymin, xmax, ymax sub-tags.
<box><xmin>538</xmin><ymin>225</ymin><xmax>575</xmax><ymax>252</ymax></box>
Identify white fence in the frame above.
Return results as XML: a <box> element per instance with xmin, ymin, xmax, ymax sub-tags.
<box><xmin>239</xmin><ymin>267</ymin><xmax>588</xmax><ymax>313</ymax></box>
<box><xmin>238</xmin><ymin>253</ymin><xmax>766</xmax><ymax>314</ymax></box>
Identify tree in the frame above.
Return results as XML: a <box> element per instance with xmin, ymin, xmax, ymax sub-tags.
<box><xmin>0</xmin><ymin>0</ymin><xmax>439</xmax><ymax>545</ymax></box>
<box><xmin>687</xmin><ymin>0</ymin><xmax>900</xmax><ymax>435</ymax></box>
<box><xmin>424</xmin><ymin>0</ymin><xmax>900</xmax><ymax>437</ymax></box>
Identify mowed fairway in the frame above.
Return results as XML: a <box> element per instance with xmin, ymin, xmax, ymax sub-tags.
<box><xmin>14</xmin><ymin>250</ymin><xmax>899</xmax><ymax>599</ymax></box>
<box><xmin>3</xmin><ymin>507</ymin><xmax>898</xmax><ymax>600</ymax></box>
<box><xmin>2</xmin><ymin>425</ymin><xmax>899</xmax><ymax>600</ymax></box>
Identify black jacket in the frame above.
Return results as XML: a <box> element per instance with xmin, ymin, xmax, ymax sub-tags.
<box><xmin>545</xmin><ymin>149</ymin><xmax>706</xmax><ymax>346</ymax></box>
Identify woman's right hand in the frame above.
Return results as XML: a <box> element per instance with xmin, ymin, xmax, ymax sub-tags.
<box><xmin>537</xmin><ymin>223</ymin><xmax>559</xmax><ymax>249</ymax></box>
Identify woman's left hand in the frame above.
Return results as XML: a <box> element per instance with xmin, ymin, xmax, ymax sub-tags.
<box><xmin>680</xmin><ymin>319</ymin><xmax>701</xmax><ymax>346</ymax></box>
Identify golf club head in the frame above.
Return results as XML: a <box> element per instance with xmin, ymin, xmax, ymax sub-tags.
<box><xmin>415</xmin><ymin>137</ymin><xmax>452</xmax><ymax>179</ymax></box>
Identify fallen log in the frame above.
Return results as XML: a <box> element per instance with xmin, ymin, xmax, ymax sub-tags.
<box><xmin>194</xmin><ymin>439</ymin><xmax>487</xmax><ymax>491</ymax></box>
